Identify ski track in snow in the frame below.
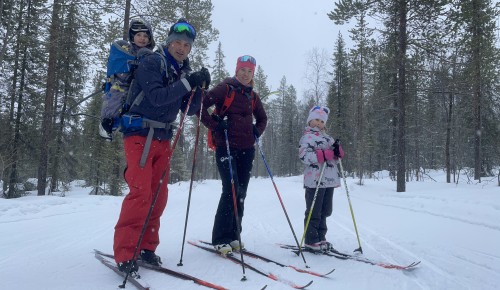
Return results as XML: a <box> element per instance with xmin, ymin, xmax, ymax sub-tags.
<box><xmin>351</xmin><ymin>194</ymin><xmax>500</xmax><ymax>231</ymax></box>
<box><xmin>331</xmin><ymin>177</ymin><xmax>500</xmax><ymax>290</ymax></box>
<box><xmin>333</xmin><ymin>215</ymin><xmax>468</xmax><ymax>290</ymax></box>
<box><xmin>0</xmin><ymin>173</ymin><xmax>499</xmax><ymax>289</ymax></box>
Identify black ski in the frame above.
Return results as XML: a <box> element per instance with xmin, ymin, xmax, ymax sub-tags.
<box><xmin>94</xmin><ymin>249</ymin><xmax>229</xmax><ymax>290</ymax></box>
<box><xmin>188</xmin><ymin>240</ymin><xmax>313</xmax><ymax>289</ymax></box>
<box><xmin>198</xmin><ymin>240</ymin><xmax>334</xmax><ymax>277</ymax></box>
<box><xmin>278</xmin><ymin>244</ymin><xmax>421</xmax><ymax>270</ymax></box>
<box><xmin>94</xmin><ymin>252</ymin><xmax>149</xmax><ymax>290</ymax></box>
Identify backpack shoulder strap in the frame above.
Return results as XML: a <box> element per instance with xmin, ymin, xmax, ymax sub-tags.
<box><xmin>217</xmin><ymin>84</ymin><xmax>258</xmax><ymax>116</ymax></box>
<box><xmin>250</xmin><ymin>91</ymin><xmax>256</xmax><ymax>110</ymax></box>
<box><xmin>125</xmin><ymin>47</ymin><xmax>162</xmax><ymax>110</ymax></box>
<box><xmin>218</xmin><ymin>84</ymin><xmax>236</xmax><ymax>116</ymax></box>
<box><xmin>152</xmin><ymin>44</ymin><xmax>168</xmax><ymax>73</ymax></box>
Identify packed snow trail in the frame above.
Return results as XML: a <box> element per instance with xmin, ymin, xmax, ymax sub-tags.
<box><xmin>0</xmin><ymin>174</ymin><xmax>499</xmax><ymax>289</ymax></box>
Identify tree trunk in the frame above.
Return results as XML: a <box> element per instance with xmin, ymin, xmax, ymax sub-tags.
<box><xmin>50</xmin><ymin>86</ymin><xmax>70</xmax><ymax>192</ymax></box>
<box><xmin>445</xmin><ymin>93</ymin><xmax>453</xmax><ymax>183</ymax></box>
<box><xmin>110</xmin><ymin>141</ymin><xmax>122</xmax><ymax>196</ymax></box>
<box><xmin>471</xmin><ymin>0</ymin><xmax>482</xmax><ymax>181</ymax></box>
<box><xmin>396</xmin><ymin>0</ymin><xmax>407</xmax><ymax>192</ymax></box>
<box><xmin>37</xmin><ymin>0</ymin><xmax>62</xmax><ymax>196</ymax></box>
<box><xmin>7</xmin><ymin>0</ymin><xmax>30</xmax><ymax>198</ymax></box>
<box><xmin>357</xmin><ymin>47</ymin><xmax>364</xmax><ymax>184</ymax></box>
<box><xmin>122</xmin><ymin>0</ymin><xmax>131</xmax><ymax>41</ymax></box>
<box><xmin>8</xmin><ymin>38</ymin><xmax>29</xmax><ymax>198</ymax></box>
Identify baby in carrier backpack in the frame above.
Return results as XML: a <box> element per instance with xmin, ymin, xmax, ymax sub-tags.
<box><xmin>99</xmin><ymin>17</ymin><xmax>155</xmax><ymax>140</ymax></box>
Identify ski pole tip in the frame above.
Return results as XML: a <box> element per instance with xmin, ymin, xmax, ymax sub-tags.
<box><xmin>354</xmin><ymin>247</ymin><xmax>363</xmax><ymax>255</ymax></box>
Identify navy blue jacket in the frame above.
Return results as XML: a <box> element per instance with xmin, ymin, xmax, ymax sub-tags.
<box><xmin>125</xmin><ymin>46</ymin><xmax>201</xmax><ymax>140</ymax></box>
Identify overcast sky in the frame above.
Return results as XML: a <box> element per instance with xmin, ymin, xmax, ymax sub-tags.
<box><xmin>208</xmin><ymin>0</ymin><xmax>353</xmax><ymax>101</ymax></box>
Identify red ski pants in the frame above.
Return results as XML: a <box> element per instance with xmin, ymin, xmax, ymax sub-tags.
<box><xmin>114</xmin><ymin>135</ymin><xmax>172</xmax><ymax>263</ymax></box>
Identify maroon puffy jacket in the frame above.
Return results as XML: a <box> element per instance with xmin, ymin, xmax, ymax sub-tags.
<box><xmin>200</xmin><ymin>77</ymin><xmax>267</xmax><ymax>150</ymax></box>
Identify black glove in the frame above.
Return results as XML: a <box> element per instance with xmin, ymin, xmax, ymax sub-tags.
<box><xmin>186</xmin><ymin>71</ymin><xmax>203</xmax><ymax>88</ymax></box>
<box><xmin>253</xmin><ymin>124</ymin><xmax>261</xmax><ymax>138</ymax></box>
<box><xmin>200</xmin><ymin>67</ymin><xmax>211</xmax><ymax>89</ymax></box>
<box><xmin>187</xmin><ymin>67</ymin><xmax>211</xmax><ymax>89</ymax></box>
<box><xmin>215</xmin><ymin>119</ymin><xmax>228</xmax><ymax>132</ymax></box>
<box><xmin>101</xmin><ymin>118</ymin><xmax>114</xmax><ymax>134</ymax></box>
<box><xmin>333</xmin><ymin>139</ymin><xmax>341</xmax><ymax>157</ymax></box>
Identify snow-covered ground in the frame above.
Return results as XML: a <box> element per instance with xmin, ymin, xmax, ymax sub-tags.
<box><xmin>1</xmin><ymin>170</ymin><xmax>499</xmax><ymax>290</ymax></box>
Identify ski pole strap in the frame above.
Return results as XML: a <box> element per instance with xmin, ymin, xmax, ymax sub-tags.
<box><xmin>139</xmin><ymin>118</ymin><xmax>174</xmax><ymax>168</ymax></box>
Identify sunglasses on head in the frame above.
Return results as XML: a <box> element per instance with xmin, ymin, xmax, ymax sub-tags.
<box><xmin>238</xmin><ymin>55</ymin><xmax>256</xmax><ymax>65</ymax></box>
<box><xmin>311</xmin><ymin>106</ymin><xmax>329</xmax><ymax>114</ymax></box>
<box><xmin>172</xmin><ymin>22</ymin><xmax>196</xmax><ymax>39</ymax></box>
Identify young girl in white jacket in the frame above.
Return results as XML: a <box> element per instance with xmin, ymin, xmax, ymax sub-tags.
<box><xmin>298</xmin><ymin>105</ymin><xmax>344</xmax><ymax>251</ymax></box>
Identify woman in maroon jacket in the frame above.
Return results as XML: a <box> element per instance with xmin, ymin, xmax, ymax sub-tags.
<box><xmin>200</xmin><ymin>55</ymin><xmax>267</xmax><ymax>255</ymax></box>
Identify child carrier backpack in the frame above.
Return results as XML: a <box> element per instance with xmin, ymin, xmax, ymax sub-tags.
<box><xmin>207</xmin><ymin>84</ymin><xmax>256</xmax><ymax>151</ymax></box>
<box><xmin>100</xmin><ymin>43</ymin><xmax>165</xmax><ymax>124</ymax></box>
<box><xmin>100</xmin><ymin>40</ymin><xmax>139</xmax><ymax>125</ymax></box>
<box><xmin>99</xmin><ymin>41</ymin><xmax>173</xmax><ymax>167</ymax></box>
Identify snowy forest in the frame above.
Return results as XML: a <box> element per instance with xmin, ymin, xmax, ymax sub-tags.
<box><xmin>1</xmin><ymin>0</ymin><xmax>500</xmax><ymax>198</ymax></box>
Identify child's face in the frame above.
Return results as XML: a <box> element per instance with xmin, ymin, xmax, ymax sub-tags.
<box><xmin>309</xmin><ymin>118</ymin><xmax>325</xmax><ymax>130</ymax></box>
<box><xmin>133</xmin><ymin>32</ymin><xmax>150</xmax><ymax>48</ymax></box>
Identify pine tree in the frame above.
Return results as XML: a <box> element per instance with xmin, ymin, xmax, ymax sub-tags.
<box><xmin>252</xmin><ymin>65</ymin><xmax>271</xmax><ymax>177</ymax></box>
<box><xmin>329</xmin><ymin>0</ymin><xmax>449</xmax><ymax>191</ymax></box>
<box><xmin>327</xmin><ymin>33</ymin><xmax>352</xmax><ymax>174</ymax></box>
<box><xmin>448</xmin><ymin>0</ymin><xmax>500</xmax><ymax>180</ymax></box>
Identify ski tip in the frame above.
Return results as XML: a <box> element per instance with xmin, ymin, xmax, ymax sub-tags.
<box><xmin>295</xmin><ymin>280</ymin><xmax>313</xmax><ymax>289</ymax></box>
<box><xmin>404</xmin><ymin>260</ymin><xmax>421</xmax><ymax>270</ymax></box>
<box><xmin>325</xmin><ymin>268</ymin><xmax>336</xmax><ymax>276</ymax></box>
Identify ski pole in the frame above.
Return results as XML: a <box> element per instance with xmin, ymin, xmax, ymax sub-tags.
<box><xmin>120</xmin><ymin>88</ymin><xmax>196</xmax><ymax>289</ymax></box>
<box><xmin>254</xmin><ymin>135</ymin><xmax>310</xmax><ymax>268</ymax></box>
<box><xmin>300</xmin><ymin>162</ymin><xmax>327</xmax><ymax>250</ymax></box>
<box><xmin>224</xmin><ymin>128</ymin><xmax>247</xmax><ymax>281</ymax></box>
<box><xmin>338</xmin><ymin>158</ymin><xmax>363</xmax><ymax>254</ymax></box>
<box><xmin>178</xmin><ymin>89</ymin><xmax>206</xmax><ymax>266</ymax></box>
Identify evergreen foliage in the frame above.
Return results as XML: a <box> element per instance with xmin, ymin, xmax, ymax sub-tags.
<box><xmin>1</xmin><ymin>1</ymin><xmax>499</xmax><ymax>198</ymax></box>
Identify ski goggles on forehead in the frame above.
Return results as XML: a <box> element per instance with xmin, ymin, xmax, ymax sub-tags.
<box><xmin>238</xmin><ymin>55</ymin><xmax>256</xmax><ymax>65</ymax></box>
<box><xmin>130</xmin><ymin>22</ymin><xmax>149</xmax><ymax>32</ymax></box>
<box><xmin>311</xmin><ymin>106</ymin><xmax>329</xmax><ymax>114</ymax></box>
<box><xmin>172</xmin><ymin>22</ymin><xmax>196</xmax><ymax>39</ymax></box>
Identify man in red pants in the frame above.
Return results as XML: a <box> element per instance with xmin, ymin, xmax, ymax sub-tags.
<box><xmin>113</xmin><ymin>18</ymin><xmax>210</xmax><ymax>276</ymax></box>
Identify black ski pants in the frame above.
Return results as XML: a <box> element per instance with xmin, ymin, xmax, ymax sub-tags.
<box><xmin>212</xmin><ymin>146</ymin><xmax>255</xmax><ymax>245</ymax></box>
<box><xmin>304</xmin><ymin>187</ymin><xmax>334</xmax><ymax>244</ymax></box>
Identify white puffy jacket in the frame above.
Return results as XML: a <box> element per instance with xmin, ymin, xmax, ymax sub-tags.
<box><xmin>298</xmin><ymin>126</ymin><xmax>341</xmax><ymax>189</ymax></box>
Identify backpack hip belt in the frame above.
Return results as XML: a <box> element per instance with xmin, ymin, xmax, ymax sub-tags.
<box><xmin>122</xmin><ymin>113</ymin><xmax>174</xmax><ymax>167</ymax></box>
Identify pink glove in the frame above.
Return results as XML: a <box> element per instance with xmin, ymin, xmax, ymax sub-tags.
<box><xmin>323</xmin><ymin>149</ymin><xmax>334</xmax><ymax>161</ymax></box>
<box><xmin>316</xmin><ymin>149</ymin><xmax>325</xmax><ymax>163</ymax></box>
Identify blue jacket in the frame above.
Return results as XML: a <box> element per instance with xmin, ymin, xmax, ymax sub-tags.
<box><xmin>125</xmin><ymin>45</ymin><xmax>201</xmax><ymax>140</ymax></box>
